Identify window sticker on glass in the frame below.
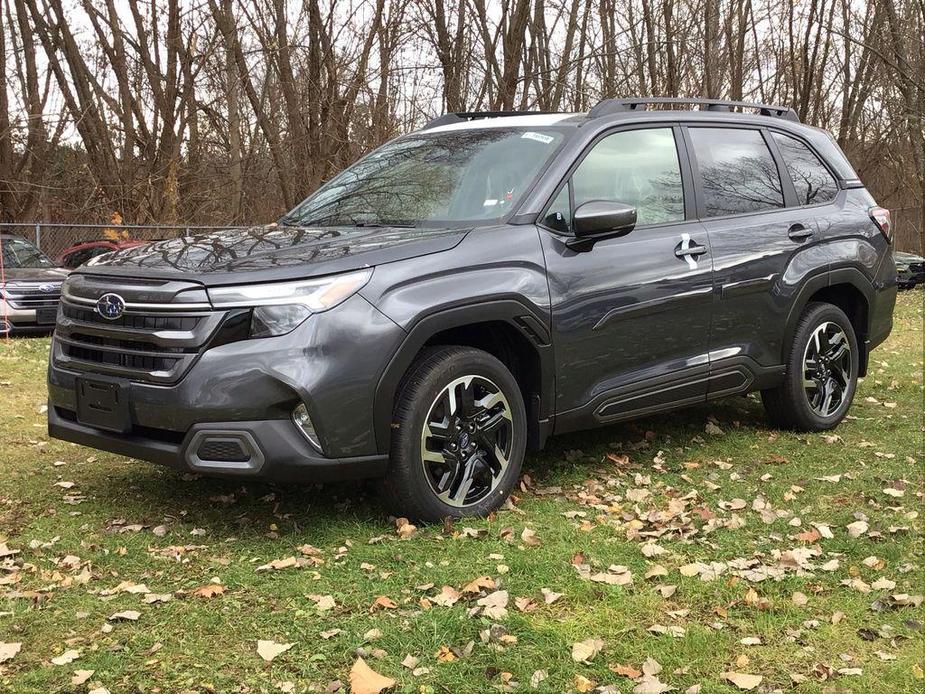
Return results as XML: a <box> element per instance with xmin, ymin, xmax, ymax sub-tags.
<box><xmin>522</xmin><ymin>131</ymin><xmax>555</xmax><ymax>144</ymax></box>
<box><xmin>483</xmin><ymin>199</ymin><xmax>499</xmax><ymax>207</ymax></box>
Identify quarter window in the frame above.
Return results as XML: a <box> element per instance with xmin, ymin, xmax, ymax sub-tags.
<box><xmin>689</xmin><ymin>128</ymin><xmax>783</xmax><ymax>217</ymax></box>
<box><xmin>771</xmin><ymin>132</ymin><xmax>838</xmax><ymax>205</ymax></box>
<box><xmin>542</xmin><ymin>185</ymin><xmax>571</xmax><ymax>233</ymax></box>
<box><xmin>571</xmin><ymin>128</ymin><xmax>684</xmax><ymax>226</ymax></box>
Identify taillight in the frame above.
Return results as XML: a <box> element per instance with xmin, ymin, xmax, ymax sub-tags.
<box><xmin>869</xmin><ymin>206</ymin><xmax>892</xmax><ymax>242</ymax></box>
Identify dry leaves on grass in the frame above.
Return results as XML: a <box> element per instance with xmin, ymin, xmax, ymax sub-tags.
<box><xmin>349</xmin><ymin>656</ymin><xmax>396</xmax><ymax>694</ymax></box>
<box><xmin>256</xmin><ymin>640</ymin><xmax>294</xmax><ymax>662</ymax></box>
<box><xmin>108</xmin><ymin>610</ymin><xmax>140</xmax><ymax>621</ymax></box>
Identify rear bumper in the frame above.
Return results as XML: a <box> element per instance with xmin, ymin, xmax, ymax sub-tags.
<box><xmin>48</xmin><ymin>405</ymin><xmax>388</xmax><ymax>482</ymax></box>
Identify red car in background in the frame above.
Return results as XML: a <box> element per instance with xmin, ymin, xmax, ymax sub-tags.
<box><xmin>56</xmin><ymin>239</ymin><xmax>145</xmax><ymax>268</ymax></box>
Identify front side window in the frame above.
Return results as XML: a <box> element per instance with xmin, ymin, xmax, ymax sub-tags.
<box><xmin>282</xmin><ymin>128</ymin><xmax>566</xmax><ymax>228</ymax></box>
<box><xmin>571</xmin><ymin>128</ymin><xmax>684</xmax><ymax>226</ymax></box>
<box><xmin>772</xmin><ymin>132</ymin><xmax>838</xmax><ymax>205</ymax></box>
<box><xmin>0</xmin><ymin>237</ymin><xmax>54</xmax><ymax>268</ymax></box>
<box><xmin>689</xmin><ymin>128</ymin><xmax>783</xmax><ymax>217</ymax></box>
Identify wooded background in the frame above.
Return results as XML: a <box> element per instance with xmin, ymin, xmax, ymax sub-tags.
<box><xmin>0</xmin><ymin>0</ymin><xmax>922</xmax><ymax>252</ymax></box>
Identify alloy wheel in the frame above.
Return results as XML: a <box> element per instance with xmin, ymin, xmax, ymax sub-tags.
<box><xmin>420</xmin><ymin>375</ymin><xmax>514</xmax><ymax>507</ymax></box>
<box><xmin>802</xmin><ymin>321</ymin><xmax>852</xmax><ymax>417</ymax></box>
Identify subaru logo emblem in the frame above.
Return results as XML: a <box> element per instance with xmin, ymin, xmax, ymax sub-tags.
<box><xmin>38</xmin><ymin>283</ymin><xmax>55</xmax><ymax>293</ymax></box>
<box><xmin>96</xmin><ymin>293</ymin><xmax>126</xmax><ymax>320</ymax></box>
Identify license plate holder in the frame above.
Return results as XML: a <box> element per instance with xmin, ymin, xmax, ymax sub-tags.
<box><xmin>36</xmin><ymin>307</ymin><xmax>57</xmax><ymax>324</ymax></box>
<box><xmin>76</xmin><ymin>377</ymin><xmax>132</xmax><ymax>433</ymax></box>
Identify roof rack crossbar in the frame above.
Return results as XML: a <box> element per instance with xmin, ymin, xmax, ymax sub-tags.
<box><xmin>422</xmin><ymin>110</ymin><xmax>563</xmax><ymax>130</ymax></box>
<box><xmin>587</xmin><ymin>97</ymin><xmax>799</xmax><ymax>122</ymax></box>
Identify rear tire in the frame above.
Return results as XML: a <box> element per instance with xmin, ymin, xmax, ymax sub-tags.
<box><xmin>380</xmin><ymin>346</ymin><xmax>526</xmax><ymax>522</ymax></box>
<box><xmin>761</xmin><ymin>302</ymin><xmax>859</xmax><ymax>431</ymax></box>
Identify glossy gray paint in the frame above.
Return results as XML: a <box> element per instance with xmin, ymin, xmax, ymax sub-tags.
<box><xmin>46</xmin><ymin>108</ymin><xmax>897</xmax><ymax>481</ymax></box>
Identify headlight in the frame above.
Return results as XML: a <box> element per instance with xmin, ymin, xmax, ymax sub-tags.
<box><xmin>208</xmin><ymin>269</ymin><xmax>372</xmax><ymax>338</ymax></box>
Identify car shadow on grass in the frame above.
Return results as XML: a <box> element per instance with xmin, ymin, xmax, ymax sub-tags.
<box><xmin>81</xmin><ymin>394</ymin><xmax>769</xmax><ymax>540</ymax></box>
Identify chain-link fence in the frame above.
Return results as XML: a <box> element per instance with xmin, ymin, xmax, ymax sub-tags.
<box><xmin>0</xmin><ymin>222</ymin><xmax>238</xmax><ymax>263</ymax></box>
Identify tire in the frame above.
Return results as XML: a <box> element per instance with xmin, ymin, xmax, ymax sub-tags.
<box><xmin>761</xmin><ymin>302</ymin><xmax>859</xmax><ymax>431</ymax></box>
<box><xmin>380</xmin><ymin>346</ymin><xmax>527</xmax><ymax>522</ymax></box>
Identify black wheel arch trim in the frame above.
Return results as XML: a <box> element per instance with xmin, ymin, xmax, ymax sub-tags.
<box><xmin>373</xmin><ymin>299</ymin><xmax>555</xmax><ymax>454</ymax></box>
<box><xmin>783</xmin><ymin>267</ymin><xmax>876</xmax><ymax>376</ymax></box>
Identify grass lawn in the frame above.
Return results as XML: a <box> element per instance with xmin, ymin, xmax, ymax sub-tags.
<box><xmin>1</xmin><ymin>290</ymin><xmax>922</xmax><ymax>694</ymax></box>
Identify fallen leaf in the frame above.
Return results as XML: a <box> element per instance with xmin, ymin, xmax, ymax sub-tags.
<box><xmin>108</xmin><ymin>610</ymin><xmax>140</xmax><ymax>621</ymax></box>
<box><xmin>847</xmin><ymin>520</ymin><xmax>869</xmax><ymax>538</ymax></box>
<box><xmin>571</xmin><ymin>637</ymin><xmax>604</xmax><ymax>663</ymax></box>
<box><xmin>51</xmin><ymin>649</ymin><xmax>80</xmax><ymax>666</ymax></box>
<box><xmin>476</xmin><ymin>590</ymin><xmax>509</xmax><ymax>619</ymax></box>
<box><xmin>722</xmin><ymin>672</ymin><xmax>763</xmax><ymax>690</ymax></box>
<box><xmin>256</xmin><ymin>640</ymin><xmax>294</xmax><ymax>662</ymax></box>
<box><xmin>0</xmin><ymin>642</ymin><xmax>22</xmax><ymax>663</ymax></box>
<box><xmin>574</xmin><ymin>674</ymin><xmax>596</xmax><ymax>692</ymax></box>
<box><xmin>395</xmin><ymin>517</ymin><xmax>416</xmax><ymax>539</ymax></box>
<box><xmin>372</xmin><ymin>596</ymin><xmax>397</xmax><ymax>611</ymax></box>
<box><xmin>191</xmin><ymin>583</ymin><xmax>225</xmax><ymax>598</ymax></box>
<box><xmin>71</xmin><ymin>670</ymin><xmax>94</xmax><ymax>685</ymax></box>
<box><xmin>610</xmin><ymin>663</ymin><xmax>642</xmax><ymax>679</ymax></box>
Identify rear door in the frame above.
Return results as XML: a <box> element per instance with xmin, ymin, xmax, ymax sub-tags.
<box><xmin>539</xmin><ymin>125</ymin><xmax>715</xmax><ymax>430</ymax></box>
<box><xmin>684</xmin><ymin>125</ymin><xmax>836</xmax><ymax>392</ymax></box>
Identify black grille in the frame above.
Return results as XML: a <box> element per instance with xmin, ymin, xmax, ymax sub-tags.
<box><xmin>54</xmin><ymin>276</ymin><xmax>223</xmax><ymax>384</ymax></box>
<box><xmin>62</xmin><ymin>304</ymin><xmax>201</xmax><ymax>331</ymax></box>
<box><xmin>196</xmin><ymin>439</ymin><xmax>250</xmax><ymax>462</ymax></box>
<box><xmin>61</xmin><ymin>343</ymin><xmax>180</xmax><ymax>372</ymax></box>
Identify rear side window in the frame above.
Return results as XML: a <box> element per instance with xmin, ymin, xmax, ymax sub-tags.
<box><xmin>771</xmin><ymin>132</ymin><xmax>838</xmax><ymax>205</ymax></box>
<box><xmin>571</xmin><ymin>128</ymin><xmax>684</xmax><ymax>225</ymax></box>
<box><xmin>688</xmin><ymin>128</ymin><xmax>783</xmax><ymax>217</ymax></box>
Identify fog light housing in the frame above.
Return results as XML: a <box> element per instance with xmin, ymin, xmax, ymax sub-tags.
<box><xmin>292</xmin><ymin>403</ymin><xmax>322</xmax><ymax>453</ymax></box>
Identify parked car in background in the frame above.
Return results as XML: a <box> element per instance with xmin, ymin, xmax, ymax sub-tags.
<box><xmin>0</xmin><ymin>234</ymin><xmax>68</xmax><ymax>335</ymax></box>
<box><xmin>47</xmin><ymin>98</ymin><xmax>896</xmax><ymax>520</ymax></box>
<box><xmin>57</xmin><ymin>239</ymin><xmax>146</xmax><ymax>269</ymax></box>
<box><xmin>894</xmin><ymin>251</ymin><xmax>925</xmax><ymax>289</ymax></box>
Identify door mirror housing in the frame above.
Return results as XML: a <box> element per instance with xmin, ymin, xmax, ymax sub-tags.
<box><xmin>572</xmin><ymin>201</ymin><xmax>637</xmax><ymax>239</ymax></box>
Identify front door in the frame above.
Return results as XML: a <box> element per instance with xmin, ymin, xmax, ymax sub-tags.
<box><xmin>538</xmin><ymin>126</ymin><xmax>714</xmax><ymax>432</ymax></box>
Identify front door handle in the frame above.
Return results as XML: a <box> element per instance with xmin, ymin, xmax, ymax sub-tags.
<box><xmin>788</xmin><ymin>223</ymin><xmax>814</xmax><ymax>241</ymax></box>
<box><xmin>675</xmin><ymin>243</ymin><xmax>707</xmax><ymax>258</ymax></box>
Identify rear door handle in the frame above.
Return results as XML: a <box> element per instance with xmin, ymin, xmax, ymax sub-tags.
<box><xmin>788</xmin><ymin>223</ymin><xmax>814</xmax><ymax>241</ymax></box>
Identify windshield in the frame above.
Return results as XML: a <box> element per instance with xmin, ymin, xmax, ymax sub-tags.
<box><xmin>0</xmin><ymin>237</ymin><xmax>54</xmax><ymax>268</ymax></box>
<box><xmin>281</xmin><ymin>128</ymin><xmax>566</xmax><ymax>227</ymax></box>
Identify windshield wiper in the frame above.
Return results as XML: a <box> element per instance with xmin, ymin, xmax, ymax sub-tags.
<box><xmin>352</xmin><ymin>220</ymin><xmax>416</xmax><ymax>228</ymax></box>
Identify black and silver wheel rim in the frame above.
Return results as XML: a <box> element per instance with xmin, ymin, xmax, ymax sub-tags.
<box><xmin>802</xmin><ymin>321</ymin><xmax>852</xmax><ymax>417</ymax></box>
<box><xmin>420</xmin><ymin>375</ymin><xmax>514</xmax><ymax>508</ymax></box>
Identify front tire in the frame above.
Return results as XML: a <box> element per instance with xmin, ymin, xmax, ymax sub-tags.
<box><xmin>761</xmin><ymin>302</ymin><xmax>859</xmax><ymax>431</ymax></box>
<box><xmin>380</xmin><ymin>346</ymin><xmax>527</xmax><ymax>522</ymax></box>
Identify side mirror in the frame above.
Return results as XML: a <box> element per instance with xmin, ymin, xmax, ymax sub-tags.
<box><xmin>572</xmin><ymin>201</ymin><xmax>637</xmax><ymax>238</ymax></box>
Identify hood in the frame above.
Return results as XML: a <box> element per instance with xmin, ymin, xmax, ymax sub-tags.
<box><xmin>80</xmin><ymin>224</ymin><xmax>470</xmax><ymax>285</ymax></box>
<box><xmin>2</xmin><ymin>267</ymin><xmax>69</xmax><ymax>283</ymax></box>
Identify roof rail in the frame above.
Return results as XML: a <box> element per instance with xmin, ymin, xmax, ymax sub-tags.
<box><xmin>422</xmin><ymin>110</ymin><xmax>564</xmax><ymax>130</ymax></box>
<box><xmin>587</xmin><ymin>97</ymin><xmax>800</xmax><ymax>122</ymax></box>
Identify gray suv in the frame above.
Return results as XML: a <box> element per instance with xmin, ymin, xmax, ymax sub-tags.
<box><xmin>47</xmin><ymin>98</ymin><xmax>897</xmax><ymax>520</ymax></box>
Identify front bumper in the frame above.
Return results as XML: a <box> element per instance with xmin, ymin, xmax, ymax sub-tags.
<box><xmin>48</xmin><ymin>406</ymin><xmax>387</xmax><ymax>481</ymax></box>
<box><xmin>0</xmin><ymin>301</ymin><xmax>54</xmax><ymax>334</ymax></box>
<box><xmin>47</xmin><ymin>293</ymin><xmax>406</xmax><ymax>481</ymax></box>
